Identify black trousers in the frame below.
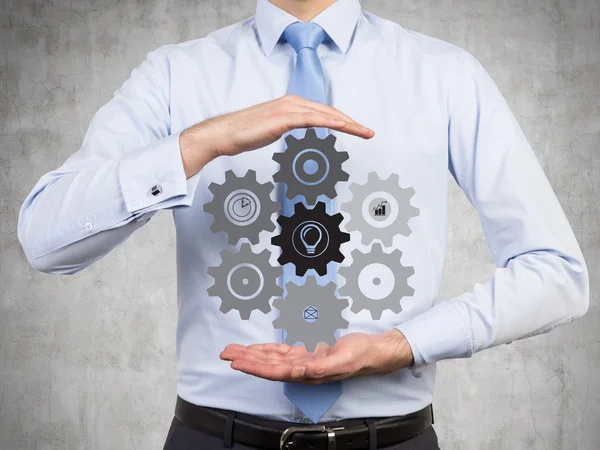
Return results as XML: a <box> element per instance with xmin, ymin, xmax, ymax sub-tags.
<box><xmin>162</xmin><ymin>416</ymin><xmax>441</xmax><ymax>450</ymax></box>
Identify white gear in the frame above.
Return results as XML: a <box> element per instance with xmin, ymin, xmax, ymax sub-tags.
<box><xmin>341</xmin><ymin>172</ymin><xmax>419</xmax><ymax>247</ymax></box>
<box><xmin>339</xmin><ymin>243</ymin><xmax>415</xmax><ymax>319</ymax></box>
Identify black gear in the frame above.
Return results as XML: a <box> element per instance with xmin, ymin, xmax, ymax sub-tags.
<box><xmin>271</xmin><ymin>201</ymin><xmax>350</xmax><ymax>277</ymax></box>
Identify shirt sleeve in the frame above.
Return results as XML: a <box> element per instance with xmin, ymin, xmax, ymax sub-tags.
<box><xmin>17</xmin><ymin>47</ymin><xmax>202</xmax><ymax>274</ymax></box>
<box><xmin>395</xmin><ymin>50</ymin><xmax>590</xmax><ymax>368</ymax></box>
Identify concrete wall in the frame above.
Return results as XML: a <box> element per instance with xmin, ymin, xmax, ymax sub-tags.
<box><xmin>1</xmin><ymin>0</ymin><xmax>598</xmax><ymax>448</ymax></box>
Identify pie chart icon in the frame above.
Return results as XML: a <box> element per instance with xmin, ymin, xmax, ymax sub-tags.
<box><xmin>225</xmin><ymin>190</ymin><xmax>260</xmax><ymax>226</ymax></box>
<box><xmin>232</xmin><ymin>196</ymin><xmax>253</xmax><ymax>218</ymax></box>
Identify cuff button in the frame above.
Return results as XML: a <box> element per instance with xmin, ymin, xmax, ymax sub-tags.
<box><xmin>151</xmin><ymin>184</ymin><xmax>162</xmax><ymax>196</ymax></box>
<box><xmin>85</xmin><ymin>221</ymin><xmax>94</xmax><ymax>231</ymax></box>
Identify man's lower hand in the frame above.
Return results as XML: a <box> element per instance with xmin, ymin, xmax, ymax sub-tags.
<box><xmin>219</xmin><ymin>329</ymin><xmax>414</xmax><ymax>385</ymax></box>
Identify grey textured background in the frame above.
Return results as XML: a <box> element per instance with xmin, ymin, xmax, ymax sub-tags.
<box><xmin>1</xmin><ymin>0</ymin><xmax>598</xmax><ymax>448</ymax></box>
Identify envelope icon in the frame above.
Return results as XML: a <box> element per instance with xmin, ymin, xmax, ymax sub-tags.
<box><xmin>303</xmin><ymin>306</ymin><xmax>318</xmax><ymax>320</ymax></box>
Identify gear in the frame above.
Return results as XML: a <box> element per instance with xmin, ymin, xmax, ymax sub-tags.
<box><xmin>204</xmin><ymin>169</ymin><xmax>279</xmax><ymax>245</ymax></box>
<box><xmin>338</xmin><ymin>242</ymin><xmax>415</xmax><ymax>320</ymax></box>
<box><xmin>207</xmin><ymin>243</ymin><xmax>283</xmax><ymax>319</ymax></box>
<box><xmin>272</xmin><ymin>276</ymin><xmax>349</xmax><ymax>352</ymax></box>
<box><xmin>271</xmin><ymin>201</ymin><xmax>350</xmax><ymax>277</ymax></box>
<box><xmin>341</xmin><ymin>172</ymin><xmax>419</xmax><ymax>247</ymax></box>
<box><xmin>273</xmin><ymin>128</ymin><xmax>349</xmax><ymax>205</ymax></box>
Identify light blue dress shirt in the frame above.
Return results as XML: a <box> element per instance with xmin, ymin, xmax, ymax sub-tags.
<box><xmin>17</xmin><ymin>0</ymin><xmax>589</xmax><ymax>422</ymax></box>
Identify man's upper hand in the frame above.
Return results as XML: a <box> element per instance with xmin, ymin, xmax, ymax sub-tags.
<box><xmin>178</xmin><ymin>94</ymin><xmax>375</xmax><ymax>178</ymax></box>
<box><xmin>219</xmin><ymin>329</ymin><xmax>414</xmax><ymax>385</ymax></box>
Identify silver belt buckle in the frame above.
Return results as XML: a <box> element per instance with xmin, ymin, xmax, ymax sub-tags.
<box><xmin>280</xmin><ymin>424</ymin><xmax>345</xmax><ymax>450</ymax></box>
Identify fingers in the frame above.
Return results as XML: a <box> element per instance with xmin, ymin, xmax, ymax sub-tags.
<box><xmin>282</xmin><ymin>94</ymin><xmax>357</xmax><ymax>124</ymax></box>
<box><xmin>220</xmin><ymin>345</ymin><xmax>285</xmax><ymax>363</ymax></box>
<box><xmin>311</xmin><ymin>342</ymin><xmax>333</xmax><ymax>358</ymax></box>
<box><xmin>301</xmin><ymin>348</ymin><xmax>353</xmax><ymax>379</ymax></box>
<box><xmin>292</xmin><ymin>99</ymin><xmax>359</xmax><ymax>125</ymax></box>
<box><xmin>246</xmin><ymin>343</ymin><xmax>293</xmax><ymax>354</ymax></box>
<box><xmin>300</xmin><ymin>373</ymin><xmax>350</xmax><ymax>385</ymax></box>
<box><xmin>225</xmin><ymin>353</ymin><xmax>353</xmax><ymax>383</ymax></box>
<box><xmin>278</xmin><ymin>94</ymin><xmax>375</xmax><ymax>139</ymax></box>
<box><xmin>280</xmin><ymin>112</ymin><xmax>374</xmax><ymax>139</ymax></box>
<box><xmin>220</xmin><ymin>343</ymin><xmax>313</xmax><ymax>367</ymax></box>
<box><xmin>230</xmin><ymin>359</ymin><xmax>307</xmax><ymax>382</ymax></box>
<box><xmin>222</xmin><ymin>350</ymin><xmax>284</xmax><ymax>365</ymax></box>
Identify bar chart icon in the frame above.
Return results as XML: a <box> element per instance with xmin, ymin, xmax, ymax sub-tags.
<box><xmin>373</xmin><ymin>201</ymin><xmax>387</xmax><ymax>217</ymax></box>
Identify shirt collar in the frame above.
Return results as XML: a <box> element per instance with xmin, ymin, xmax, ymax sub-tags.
<box><xmin>254</xmin><ymin>0</ymin><xmax>362</xmax><ymax>56</ymax></box>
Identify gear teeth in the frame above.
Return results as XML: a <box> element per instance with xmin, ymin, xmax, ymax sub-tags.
<box><xmin>203</xmin><ymin>169</ymin><xmax>278</xmax><ymax>245</ymax></box>
<box><xmin>304</xmin><ymin>128</ymin><xmax>318</xmax><ymax>140</ymax></box>
<box><xmin>331</xmin><ymin>212</ymin><xmax>343</xmax><ymax>226</ymax></box>
<box><xmin>313</xmin><ymin>202</ymin><xmax>326</xmax><ymax>214</ymax></box>
<box><xmin>313</xmin><ymin>265</ymin><xmax>327</xmax><ymax>277</ymax></box>
<box><xmin>237</xmin><ymin>309</ymin><xmax>251</xmax><ymax>320</ymax></box>
<box><xmin>238</xmin><ymin>242</ymin><xmax>251</xmax><ymax>253</ymax></box>
<box><xmin>322</xmin><ymin>186</ymin><xmax>339</xmax><ymax>199</ymax></box>
<box><xmin>323</xmin><ymin>133</ymin><xmax>337</xmax><ymax>145</ymax></box>
<box><xmin>339</xmin><ymin>243</ymin><xmax>415</xmax><ymax>320</ymax></box>
<box><xmin>277</xmin><ymin>214</ymin><xmax>291</xmax><ymax>226</ymax></box>
<box><xmin>220</xmin><ymin>303</ymin><xmax>234</xmax><ymax>314</ymax></box>
<box><xmin>219</xmin><ymin>304</ymin><xmax>232</xmax><ymax>319</ymax></box>
<box><xmin>258</xmin><ymin>302</ymin><xmax>272</xmax><ymax>314</ymax></box>
<box><xmin>276</xmin><ymin>253</ymin><xmax>292</xmax><ymax>266</ymax></box>
<box><xmin>284</xmin><ymin>134</ymin><xmax>299</xmax><ymax>145</ymax></box>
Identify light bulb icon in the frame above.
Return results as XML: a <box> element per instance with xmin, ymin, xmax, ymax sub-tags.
<box><xmin>300</xmin><ymin>222</ymin><xmax>323</xmax><ymax>255</ymax></box>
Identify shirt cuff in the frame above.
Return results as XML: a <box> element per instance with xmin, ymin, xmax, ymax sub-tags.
<box><xmin>394</xmin><ymin>300</ymin><xmax>474</xmax><ymax>368</ymax></box>
<box><xmin>118</xmin><ymin>130</ymin><xmax>201</xmax><ymax>213</ymax></box>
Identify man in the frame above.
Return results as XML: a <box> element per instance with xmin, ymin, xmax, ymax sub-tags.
<box><xmin>17</xmin><ymin>0</ymin><xmax>589</xmax><ymax>449</ymax></box>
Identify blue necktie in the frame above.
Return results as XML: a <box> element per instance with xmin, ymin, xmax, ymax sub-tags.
<box><xmin>279</xmin><ymin>21</ymin><xmax>343</xmax><ymax>424</ymax></box>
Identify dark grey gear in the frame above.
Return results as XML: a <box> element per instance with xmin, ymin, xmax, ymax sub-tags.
<box><xmin>204</xmin><ymin>169</ymin><xmax>279</xmax><ymax>245</ymax></box>
<box><xmin>207</xmin><ymin>243</ymin><xmax>283</xmax><ymax>319</ymax></box>
<box><xmin>272</xmin><ymin>277</ymin><xmax>349</xmax><ymax>352</ymax></box>
<box><xmin>273</xmin><ymin>128</ymin><xmax>349</xmax><ymax>205</ymax></box>
<box><xmin>341</xmin><ymin>172</ymin><xmax>419</xmax><ymax>247</ymax></box>
<box><xmin>338</xmin><ymin>242</ymin><xmax>415</xmax><ymax>320</ymax></box>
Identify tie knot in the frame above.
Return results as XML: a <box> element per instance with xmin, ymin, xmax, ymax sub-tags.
<box><xmin>282</xmin><ymin>21</ymin><xmax>328</xmax><ymax>53</ymax></box>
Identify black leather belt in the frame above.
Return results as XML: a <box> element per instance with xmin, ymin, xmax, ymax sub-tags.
<box><xmin>174</xmin><ymin>395</ymin><xmax>434</xmax><ymax>450</ymax></box>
